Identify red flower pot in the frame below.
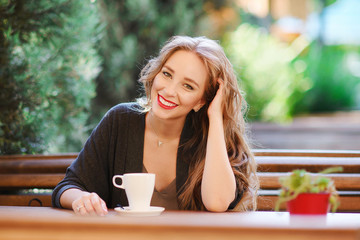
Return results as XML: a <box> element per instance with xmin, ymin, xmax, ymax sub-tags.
<box><xmin>286</xmin><ymin>193</ymin><xmax>330</xmax><ymax>215</ymax></box>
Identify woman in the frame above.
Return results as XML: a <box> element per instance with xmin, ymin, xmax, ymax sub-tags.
<box><xmin>52</xmin><ymin>36</ymin><xmax>258</xmax><ymax>216</ymax></box>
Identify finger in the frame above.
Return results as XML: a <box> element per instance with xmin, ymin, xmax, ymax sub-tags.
<box><xmin>83</xmin><ymin>197</ymin><xmax>96</xmax><ymax>216</ymax></box>
<box><xmin>78</xmin><ymin>204</ymin><xmax>87</xmax><ymax>215</ymax></box>
<box><xmin>217</xmin><ymin>79</ymin><xmax>224</xmax><ymax>92</ymax></box>
<box><xmin>214</xmin><ymin>82</ymin><xmax>224</xmax><ymax>102</ymax></box>
<box><xmin>101</xmin><ymin>200</ymin><xmax>108</xmax><ymax>214</ymax></box>
<box><xmin>73</xmin><ymin>201</ymin><xmax>86</xmax><ymax>216</ymax></box>
<box><xmin>90</xmin><ymin>193</ymin><xmax>108</xmax><ymax>216</ymax></box>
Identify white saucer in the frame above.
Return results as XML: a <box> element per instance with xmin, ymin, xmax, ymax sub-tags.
<box><xmin>114</xmin><ymin>206</ymin><xmax>165</xmax><ymax>217</ymax></box>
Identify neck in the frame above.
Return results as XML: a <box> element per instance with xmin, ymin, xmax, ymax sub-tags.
<box><xmin>146</xmin><ymin>111</ymin><xmax>184</xmax><ymax>141</ymax></box>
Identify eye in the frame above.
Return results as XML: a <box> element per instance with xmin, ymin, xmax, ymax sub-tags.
<box><xmin>184</xmin><ymin>84</ymin><xmax>194</xmax><ymax>90</ymax></box>
<box><xmin>162</xmin><ymin>71</ymin><xmax>171</xmax><ymax>78</ymax></box>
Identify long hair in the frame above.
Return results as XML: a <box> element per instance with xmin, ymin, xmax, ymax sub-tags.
<box><xmin>137</xmin><ymin>36</ymin><xmax>258</xmax><ymax>211</ymax></box>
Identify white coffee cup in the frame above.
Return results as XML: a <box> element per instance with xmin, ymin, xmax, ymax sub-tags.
<box><xmin>112</xmin><ymin>173</ymin><xmax>155</xmax><ymax>211</ymax></box>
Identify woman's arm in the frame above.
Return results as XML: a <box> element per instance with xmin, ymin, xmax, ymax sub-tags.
<box><xmin>52</xmin><ymin>105</ymin><xmax>124</xmax><ymax>215</ymax></box>
<box><xmin>52</xmin><ymin>112</ymin><xmax>112</xmax><ymax>215</ymax></box>
<box><xmin>201</xmin><ymin>80</ymin><xmax>236</xmax><ymax>212</ymax></box>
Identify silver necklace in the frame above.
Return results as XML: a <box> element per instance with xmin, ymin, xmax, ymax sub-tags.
<box><xmin>148</xmin><ymin>114</ymin><xmax>168</xmax><ymax>147</ymax></box>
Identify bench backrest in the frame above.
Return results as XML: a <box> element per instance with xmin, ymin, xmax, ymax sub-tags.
<box><xmin>0</xmin><ymin>150</ymin><xmax>359</xmax><ymax>211</ymax></box>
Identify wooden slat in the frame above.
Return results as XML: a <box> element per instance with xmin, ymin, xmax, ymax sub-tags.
<box><xmin>256</xmin><ymin>156</ymin><xmax>360</xmax><ymax>173</ymax></box>
<box><xmin>0</xmin><ymin>174</ymin><xmax>65</xmax><ymax>189</ymax></box>
<box><xmin>3</xmin><ymin>150</ymin><xmax>360</xmax><ymax>160</ymax></box>
<box><xmin>258</xmin><ymin>173</ymin><xmax>360</xmax><ymax>190</ymax></box>
<box><xmin>0</xmin><ymin>194</ymin><xmax>52</xmax><ymax>207</ymax></box>
<box><xmin>0</xmin><ymin>153</ymin><xmax>78</xmax><ymax>160</ymax></box>
<box><xmin>1</xmin><ymin>156</ymin><xmax>359</xmax><ymax>174</ymax></box>
<box><xmin>1</xmin><ymin>149</ymin><xmax>359</xmax><ymax>161</ymax></box>
<box><xmin>253</xmin><ymin>149</ymin><xmax>360</xmax><ymax>157</ymax></box>
<box><xmin>1</xmin><ymin>193</ymin><xmax>359</xmax><ymax>212</ymax></box>
<box><xmin>0</xmin><ymin>159</ymin><xmax>74</xmax><ymax>174</ymax></box>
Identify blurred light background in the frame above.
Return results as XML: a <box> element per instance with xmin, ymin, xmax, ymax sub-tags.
<box><xmin>1</xmin><ymin>0</ymin><xmax>359</xmax><ymax>154</ymax></box>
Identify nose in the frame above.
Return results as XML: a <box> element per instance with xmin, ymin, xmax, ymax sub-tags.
<box><xmin>164</xmin><ymin>80</ymin><xmax>178</xmax><ymax>97</ymax></box>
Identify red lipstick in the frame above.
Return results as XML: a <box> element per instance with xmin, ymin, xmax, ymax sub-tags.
<box><xmin>157</xmin><ymin>94</ymin><xmax>177</xmax><ymax>110</ymax></box>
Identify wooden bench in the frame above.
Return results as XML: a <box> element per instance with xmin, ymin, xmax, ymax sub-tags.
<box><xmin>0</xmin><ymin>153</ymin><xmax>76</xmax><ymax>207</ymax></box>
<box><xmin>1</xmin><ymin>150</ymin><xmax>359</xmax><ymax>212</ymax></box>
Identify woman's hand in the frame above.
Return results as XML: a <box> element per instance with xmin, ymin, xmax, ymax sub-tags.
<box><xmin>71</xmin><ymin>192</ymin><xmax>108</xmax><ymax>216</ymax></box>
<box><xmin>207</xmin><ymin>78</ymin><xmax>225</xmax><ymax>120</ymax></box>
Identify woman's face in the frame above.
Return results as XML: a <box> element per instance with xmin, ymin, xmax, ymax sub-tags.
<box><xmin>150</xmin><ymin>50</ymin><xmax>208</xmax><ymax>121</ymax></box>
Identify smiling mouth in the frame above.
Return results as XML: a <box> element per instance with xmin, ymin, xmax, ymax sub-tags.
<box><xmin>158</xmin><ymin>94</ymin><xmax>177</xmax><ymax>109</ymax></box>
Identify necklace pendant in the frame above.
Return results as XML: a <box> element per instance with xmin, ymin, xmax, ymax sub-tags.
<box><xmin>158</xmin><ymin>141</ymin><xmax>163</xmax><ymax>147</ymax></box>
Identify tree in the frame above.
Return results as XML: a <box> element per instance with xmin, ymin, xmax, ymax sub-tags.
<box><xmin>0</xmin><ymin>0</ymin><xmax>102</xmax><ymax>154</ymax></box>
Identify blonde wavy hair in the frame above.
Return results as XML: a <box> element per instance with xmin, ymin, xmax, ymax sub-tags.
<box><xmin>137</xmin><ymin>36</ymin><xmax>258</xmax><ymax>211</ymax></box>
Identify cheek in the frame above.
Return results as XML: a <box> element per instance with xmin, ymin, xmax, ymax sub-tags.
<box><xmin>180</xmin><ymin>93</ymin><xmax>204</xmax><ymax>107</ymax></box>
<box><xmin>152</xmin><ymin>75</ymin><xmax>164</xmax><ymax>90</ymax></box>
<box><xmin>150</xmin><ymin>76</ymin><xmax>161</xmax><ymax>93</ymax></box>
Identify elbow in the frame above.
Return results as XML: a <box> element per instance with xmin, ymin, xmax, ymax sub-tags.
<box><xmin>203</xmin><ymin>196</ymin><xmax>234</xmax><ymax>212</ymax></box>
<box><xmin>205</xmin><ymin>204</ymin><xmax>228</xmax><ymax>213</ymax></box>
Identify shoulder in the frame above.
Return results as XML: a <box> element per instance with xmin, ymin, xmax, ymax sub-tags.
<box><xmin>100</xmin><ymin>102</ymin><xmax>145</xmax><ymax>130</ymax></box>
<box><xmin>93</xmin><ymin>102</ymin><xmax>144</xmax><ymax>136</ymax></box>
<box><xmin>106</xmin><ymin>102</ymin><xmax>144</xmax><ymax>118</ymax></box>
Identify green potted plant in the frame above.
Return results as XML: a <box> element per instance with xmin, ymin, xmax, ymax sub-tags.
<box><xmin>275</xmin><ymin>167</ymin><xmax>343</xmax><ymax>214</ymax></box>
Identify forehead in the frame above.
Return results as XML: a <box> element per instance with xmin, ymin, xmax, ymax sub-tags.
<box><xmin>164</xmin><ymin>50</ymin><xmax>208</xmax><ymax>86</ymax></box>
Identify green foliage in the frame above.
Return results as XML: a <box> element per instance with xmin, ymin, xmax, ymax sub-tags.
<box><xmin>294</xmin><ymin>43</ymin><xmax>360</xmax><ymax>113</ymax></box>
<box><xmin>91</xmin><ymin>0</ymin><xmax>211</xmax><ymax>122</ymax></box>
<box><xmin>275</xmin><ymin>167</ymin><xmax>343</xmax><ymax>212</ymax></box>
<box><xmin>0</xmin><ymin>0</ymin><xmax>102</xmax><ymax>154</ymax></box>
<box><xmin>223</xmin><ymin>24</ymin><xmax>310</xmax><ymax>122</ymax></box>
<box><xmin>1</xmin><ymin>0</ymin><xmax>230</xmax><ymax>154</ymax></box>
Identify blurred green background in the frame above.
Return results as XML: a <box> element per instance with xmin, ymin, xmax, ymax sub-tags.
<box><xmin>1</xmin><ymin>0</ymin><xmax>359</xmax><ymax>154</ymax></box>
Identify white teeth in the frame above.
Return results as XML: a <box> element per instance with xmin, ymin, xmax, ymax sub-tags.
<box><xmin>159</xmin><ymin>96</ymin><xmax>176</xmax><ymax>107</ymax></box>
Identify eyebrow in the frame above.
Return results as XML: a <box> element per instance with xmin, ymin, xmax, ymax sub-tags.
<box><xmin>163</xmin><ymin>65</ymin><xmax>200</xmax><ymax>88</ymax></box>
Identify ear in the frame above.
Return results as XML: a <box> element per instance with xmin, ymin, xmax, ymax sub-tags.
<box><xmin>193</xmin><ymin>99</ymin><xmax>205</xmax><ymax>112</ymax></box>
